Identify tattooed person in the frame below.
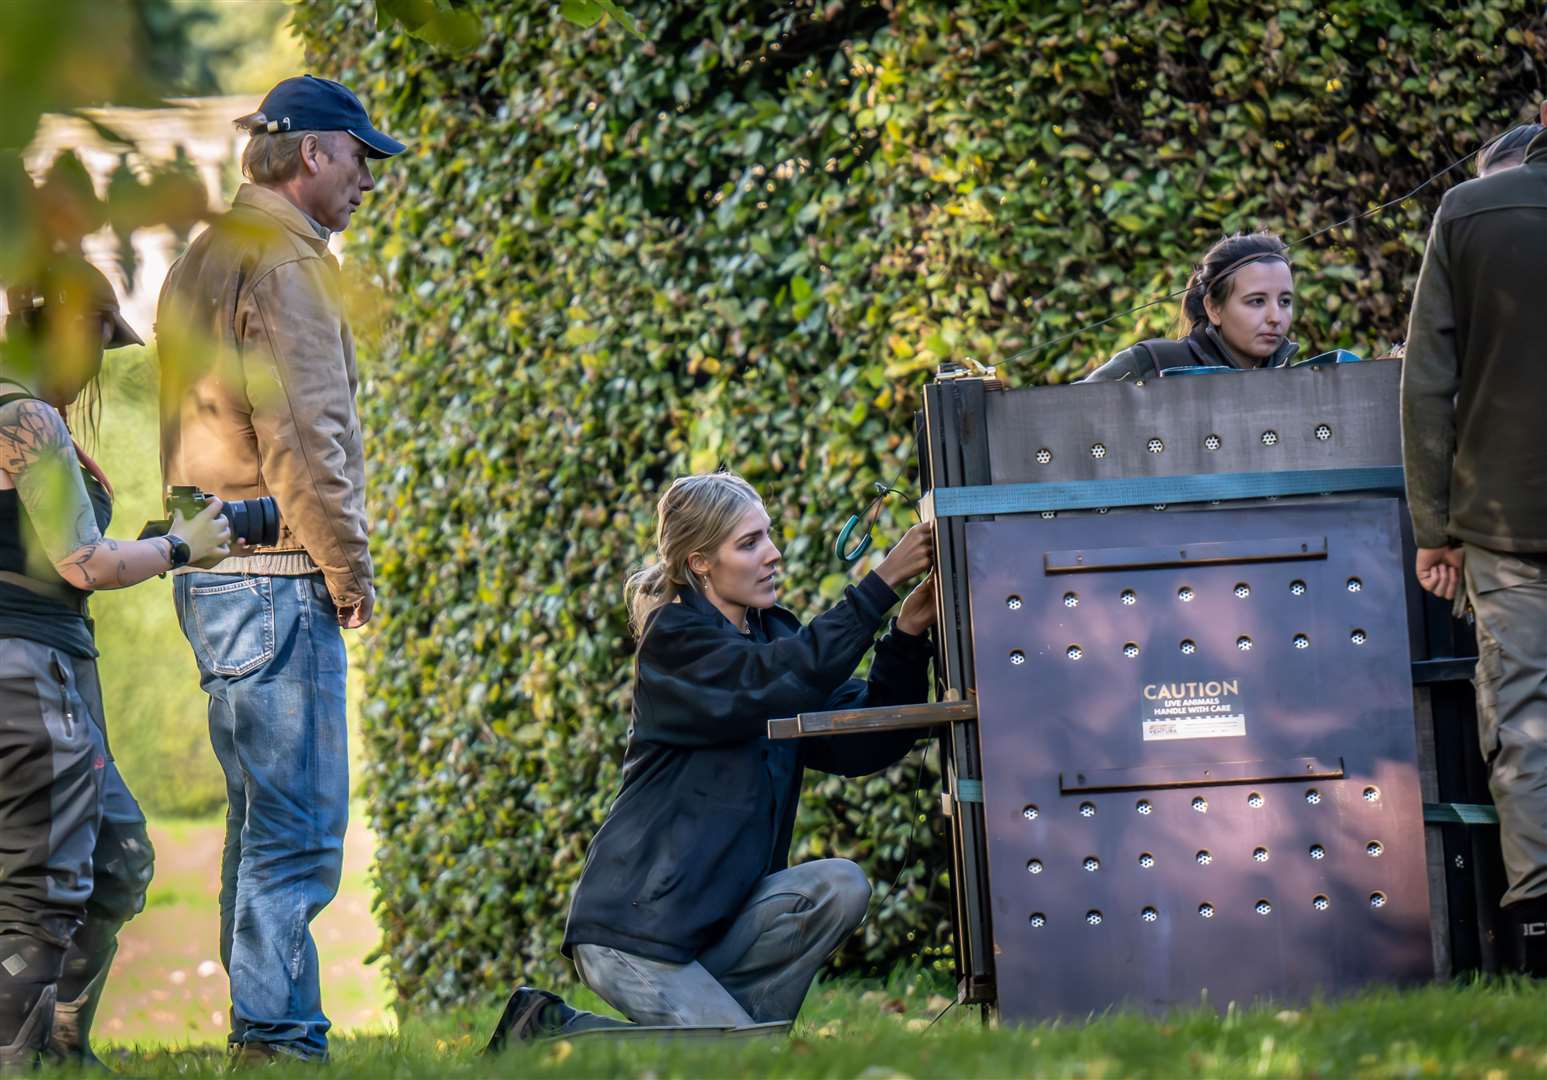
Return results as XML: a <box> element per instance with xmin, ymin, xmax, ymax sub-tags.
<box><xmin>0</xmin><ymin>257</ymin><xmax>230</xmax><ymax>1071</ymax></box>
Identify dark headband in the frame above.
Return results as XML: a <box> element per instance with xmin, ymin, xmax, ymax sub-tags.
<box><xmin>1207</xmin><ymin>250</ymin><xmax>1291</xmax><ymax>287</ymax></box>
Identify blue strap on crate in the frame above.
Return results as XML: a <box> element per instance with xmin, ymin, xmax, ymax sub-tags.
<box><xmin>926</xmin><ymin>466</ymin><xmax>1405</xmax><ymax>518</ymax></box>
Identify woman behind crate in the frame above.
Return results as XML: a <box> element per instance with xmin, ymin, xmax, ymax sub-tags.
<box><xmin>1084</xmin><ymin>231</ymin><xmax>1298</xmax><ymax>382</ymax></box>
<box><xmin>485</xmin><ymin>470</ymin><xmax>937</xmax><ymax>1048</ymax></box>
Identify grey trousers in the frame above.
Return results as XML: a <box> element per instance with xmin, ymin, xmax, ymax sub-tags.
<box><xmin>570</xmin><ymin>858</ymin><xmax>872</xmax><ymax>1028</ymax></box>
<box><xmin>1465</xmin><ymin>545</ymin><xmax>1547</xmax><ymax>906</ymax></box>
<box><xmin>0</xmin><ymin>639</ymin><xmax>154</xmax><ymax>947</ymax></box>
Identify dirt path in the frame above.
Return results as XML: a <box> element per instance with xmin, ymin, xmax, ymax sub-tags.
<box><xmin>97</xmin><ymin>816</ymin><xmax>392</xmax><ymax>1047</ymax></box>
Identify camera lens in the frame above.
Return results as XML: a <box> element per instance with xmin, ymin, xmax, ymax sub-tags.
<box><xmin>219</xmin><ymin>496</ymin><xmax>280</xmax><ymax>547</ymax></box>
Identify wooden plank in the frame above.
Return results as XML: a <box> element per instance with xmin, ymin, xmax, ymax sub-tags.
<box><xmin>767</xmin><ymin>700</ymin><xmax>977</xmax><ymax>740</ymax></box>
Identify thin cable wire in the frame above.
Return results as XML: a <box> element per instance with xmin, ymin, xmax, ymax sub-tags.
<box><xmin>997</xmin><ymin>127</ymin><xmax>1509</xmax><ymax>369</ymax></box>
<box><xmin>925</xmin><ymin>997</ymin><xmax>957</xmax><ymax>1029</ymax></box>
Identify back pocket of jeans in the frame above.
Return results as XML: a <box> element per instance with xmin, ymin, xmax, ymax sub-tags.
<box><xmin>188</xmin><ymin>578</ymin><xmax>276</xmax><ymax>677</ymax></box>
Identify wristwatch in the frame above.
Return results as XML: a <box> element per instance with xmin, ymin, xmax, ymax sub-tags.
<box><xmin>165</xmin><ymin>533</ymin><xmax>192</xmax><ymax>569</ymax></box>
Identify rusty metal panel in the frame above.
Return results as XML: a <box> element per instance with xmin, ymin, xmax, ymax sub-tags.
<box><xmin>967</xmin><ymin>499</ymin><xmax>1431</xmax><ymax>1021</ymax></box>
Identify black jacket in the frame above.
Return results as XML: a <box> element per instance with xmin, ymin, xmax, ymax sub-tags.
<box><xmin>1083</xmin><ymin>325</ymin><xmax>1299</xmax><ymax>382</ymax></box>
<box><xmin>561</xmin><ymin>571</ymin><xmax>930</xmax><ymax>963</ymax></box>
<box><xmin>1402</xmin><ymin>132</ymin><xmax>1547</xmax><ymax>552</ymax></box>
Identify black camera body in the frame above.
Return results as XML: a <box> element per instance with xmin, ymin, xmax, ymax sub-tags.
<box><xmin>138</xmin><ymin>486</ymin><xmax>281</xmax><ymax>548</ymax></box>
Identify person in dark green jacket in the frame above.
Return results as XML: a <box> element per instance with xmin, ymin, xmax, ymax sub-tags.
<box><xmin>485</xmin><ymin>471</ymin><xmax>936</xmax><ymax>1048</ymax></box>
<box><xmin>1084</xmin><ymin>231</ymin><xmax>1299</xmax><ymax>381</ymax></box>
<box><xmin>1402</xmin><ymin>106</ymin><xmax>1547</xmax><ymax>976</ymax></box>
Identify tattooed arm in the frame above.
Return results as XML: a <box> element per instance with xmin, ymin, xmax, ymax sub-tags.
<box><xmin>0</xmin><ymin>398</ymin><xmax>220</xmax><ymax>590</ymax></box>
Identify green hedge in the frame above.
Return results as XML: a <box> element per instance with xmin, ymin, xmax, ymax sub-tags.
<box><xmin>293</xmin><ymin>0</ymin><xmax>1547</xmax><ymax>1009</ymax></box>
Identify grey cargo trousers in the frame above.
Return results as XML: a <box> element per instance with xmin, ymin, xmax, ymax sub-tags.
<box><xmin>1465</xmin><ymin>545</ymin><xmax>1547</xmax><ymax>906</ymax></box>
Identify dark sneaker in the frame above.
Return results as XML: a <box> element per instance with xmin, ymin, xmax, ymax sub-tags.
<box><xmin>227</xmin><ymin>1041</ymin><xmax>317</xmax><ymax>1071</ymax></box>
<box><xmin>484</xmin><ymin>987</ymin><xmax>566</xmax><ymax>1054</ymax></box>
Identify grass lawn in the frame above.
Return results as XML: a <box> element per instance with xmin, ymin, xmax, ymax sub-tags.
<box><xmin>81</xmin><ymin>948</ymin><xmax>1547</xmax><ymax>1077</ymax></box>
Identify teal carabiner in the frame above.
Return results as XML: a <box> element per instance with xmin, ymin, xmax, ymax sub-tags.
<box><xmin>835</xmin><ymin>513</ymin><xmax>873</xmax><ymax>563</ymax></box>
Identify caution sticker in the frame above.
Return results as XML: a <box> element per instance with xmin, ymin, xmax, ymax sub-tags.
<box><xmin>1141</xmin><ymin>679</ymin><xmax>1248</xmax><ymax>741</ymax></box>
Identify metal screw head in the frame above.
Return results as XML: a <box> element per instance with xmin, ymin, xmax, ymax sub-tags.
<box><xmin>1248</xmin><ymin>792</ymin><xmax>1264</xmax><ymax>808</ymax></box>
<box><xmin>1306</xmin><ymin>789</ymin><xmax>1322</xmax><ymax>805</ymax></box>
<box><xmin>1136</xmin><ymin>800</ymin><xmax>1153</xmax><ymax>815</ymax></box>
<box><xmin>1027</xmin><ymin>859</ymin><xmax>1044</xmax><ymax>874</ymax></box>
<box><xmin>1035</xmin><ymin>448</ymin><xmax>1052</xmax><ymax>464</ymax></box>
<box><xmin>1199</xmin><ymin>903</ymin><xmax>1215</xmax><ymax>919</ymax></box>
<box><xmin>1315</xmin><ymin>423</ymin><xmax>1332</xmax><ymax>441</ymax></box>
<box><xmin>1351</xmin><ymin>629</ymin><xmax>1368</xmax><ymax>645</ymax></box>
<box><xmin>1237</xmin><ymin>636</ymin><xmax>1253</xmax><ymax>651</ymax></box>
<box><xmin>1369</xmin><ymin>892</ymin><xmax>1387</xmax><ymax>909</ymax></box>
<box><xmin>1310</xmin><ymin>844</ymin><xmax>1326</xmax><ymax>860</ymax></box>
<box><xmin>1007</xmin><ymin>595</ymin><xmax>1023</xmax><ymax>610</ymax></box>
<box><xmin>1256</xmin><ymin>899</ymin><xmax>1273</xmax><ymax>915</ymax></box>
<box><xmin>1086</xmin><ymin>910</ymin><xmax>1103</xmax><ymax>925</ymax></box>
<box><xmin>1091</xmin><ymin>443</ymin><xmax>1107</xmax><ymax>459</ymax></box>
<box><xmin>1192</xmin><ymin>797</ymin><xmax>1208</xmax><ymax>813</ymax></box>
<box><xmin>1181</xmin><ymin>639</ymin><xmax>1197</xmax><ymax>655</ymax></box>
<box><xmin>1083</xmin><ymin>857</ymin><xmax>1100</xmax><ymax>872</ymax></box>
<box><xmin>1313</xmin><ymin>895</ymin><xmax>1330</xmax><ymax>911</ymax></box>
<box><xmin>1066</xmin><ymin>645</ymin><xmax>1084</xmax><ymax>661</ymax></box>
<box><xmin>1139</xmin><ymin>853</ymin><xmax>1155</xmax><ymax>868</ymax></box>
<box><xmin>1204</xmin><ymin>434</ymin><xmax>1222</xmax><ymax>451</ymax></box>
<box><xmin>1290</xmin><ymin>580</ymin><xmax>1307</xmax><ymax>596</ymax></box>
<box><xmin>1294</xmin><ymin>634</ymin><xmax>1311</xmax><ymax>649</ymax></box>
<box><xmin>1347</xmin><ymin>577</ymin><xmax>1362</xmax><ymax>592</ymax></box>
<box><xmin>1367</xmin><ymin>841</ymin><xmax>1384</xmax><ymax>857</ymax></box>
<box><xmin>1079</xmin><ymin>802</ymin><xmax>1096</xmax><ymax>818</ymax></box>
<box><xmin>1178</xmin><ymin>586</ymin><xmax>1195</xmax><ymax>602</ymax></box>
<box><xmin>1142</xmin><ymin>906</ymin><xmax>1159</xmax><ymax>923</ymax></box>
<box><xmin>1196</xmin><ymin>850</ymin><xmax>1213</xmax><ymax>865</ymax></box>
<box><xmin>1253</xmin><ymin>847</ymin><xmax>1269</xmax><ymax>862</ymax></box>
<box><xmin>1147</xmin><ymin>438</ymin><xmax>1165</xmax><ymax>454</ymax></box>
<box><xmin>1121</xmin><ymin>590</ymin><xmax>1137</xmax><ymax>606</ymax></box>
<box><xmin>1363</xmin><ymin>786</ymin><xmax>1380</xmax><ymax>802</ymax></box>
<box><xmin>1063</xmin><ymin>592</ymin><xmax>1079</xmax><ymax>608</ymax></box>
<box><xmin>1261</xmin><ymin>430</ymin><xmax>1279</xmax><ymax>446</ymax></box>
<box><xmin>1234</xmin><ymin>583</ymin><xmax>1251</xmax><ymax>598</ymax></box>
<box><xmin>1123</xmin><ymin>642</ymin><xmax>1140</xmax><ymax>658</ymax></box>
<box><xmin>1041</xmin><ymin>511</ymin><xmax>1057</xmax><ymax>520</ymax></box>
<box><xmin>1010</xmin><ymin>650</ymin><xmax>1026</xmax><ymax>666</ymax></box>
<box><xmin>1030</xmin><ymin>913</ymin><xmax>1046</xmax><ymax>927</ymax></box>
<box><xmin>1023</xmin><ymin>805</ymin><xmax>1039</xmax><ymax>820</ymax></box>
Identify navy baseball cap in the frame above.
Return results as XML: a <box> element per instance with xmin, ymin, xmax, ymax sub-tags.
<box><xmin>250</xmin><ymin>75</ymin><xmax>406</xmax><ymax>159</ymax></box>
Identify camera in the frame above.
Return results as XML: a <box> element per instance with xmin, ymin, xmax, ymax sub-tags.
<box><xmin>139</xmin><ymin>486</ymin><xmax>280</xmax><ymax>548</ymax></box>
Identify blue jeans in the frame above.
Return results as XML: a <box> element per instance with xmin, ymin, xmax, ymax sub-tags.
<box><xmin>172</xmin><ymin>573</ymin><xmax>348</xmax><ymax>1060</ymax></box>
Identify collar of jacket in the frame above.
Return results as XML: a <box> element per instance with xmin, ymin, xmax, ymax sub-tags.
<box><xmin>1526</xmin><ymin>129</ymin><xmax>1547</xmax><ymax>166</ymax></box>
<box><xmin>1196</xmin><ymin>325</ymin><xmax>1299</xmax><ymax>369</ymax></box>
<box><xmin>232</xmin><ymin>183</ymin><xmax>332</xmax><ymax>255</ymax></box>
<box><xmin>674</xmin><ymin>581</ymin><xmax>777</xmax><ymax>637</ymax></box>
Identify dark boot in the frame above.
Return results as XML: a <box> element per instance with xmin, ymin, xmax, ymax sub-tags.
<box><xmin>0</xmin><ymin>985</ymin><xmax>55</xmax><ymax>1076</ymax></box>
<box><xmin>0</xmin><ymin>935</ymin><xmax>65</xmax><ymax>1076</ymax></box>
<box><xmin>46</xmin><ymin>940</ymin><xmax>116</xmax><ymax>1069</ymax></box>
<box><xmin>1506</xmin><ymin>895</ymin><xmax>1547</xmax><ymax>977</ymax></box>
<box><xmin>483</xmin><ymin>987</ymin><xmax>567</xmax><ymax>1054</ymax></box>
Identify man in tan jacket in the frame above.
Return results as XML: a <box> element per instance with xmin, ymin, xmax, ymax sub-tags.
<box><xmin>155</xmin><ymin>75</ymin><xmax>404</xmax><ymax>1064</ymax></box>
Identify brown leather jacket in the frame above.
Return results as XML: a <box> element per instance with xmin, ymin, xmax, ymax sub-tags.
<box><xmin>156</xmin><ymin>184</ymin><xmax>372</xmax><ymax>609</ymax></box>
